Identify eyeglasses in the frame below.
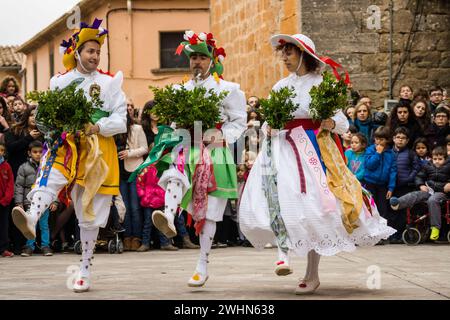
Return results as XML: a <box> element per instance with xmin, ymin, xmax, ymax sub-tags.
<box><xmin>127</xmin><ymin>104</ymin><xmax>134</xmax><ymax>107</ymax></box>
<box><xmin>435</xmin><ymin>114</ymin><xmax>448</xmax><ymax>118</ymax></box>
<box><xmin>430</xmin><ymin>93</ymin><xmax>443</xmax><ymax>97</ymax></box>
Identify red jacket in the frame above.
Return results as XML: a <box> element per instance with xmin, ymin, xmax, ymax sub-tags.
<box><xmin>0</xmin><ymin>161</ymin><xmax>14</xmax><ymax>206</ymax></box>
<box><xmin>136</xmin><ymin>165</ymin><xmax>165</xmax><ymax>209</ymax></box>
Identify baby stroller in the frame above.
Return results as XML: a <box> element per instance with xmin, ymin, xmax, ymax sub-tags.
<box><xmin>74</xmin><ymin>195</ymin><xmax>126</xmax><ymax>254</ymax></box>
<box><xmin>402</xmin><ymin>199</ymin><xmax>450</xmax><ymax>245</ymax></box>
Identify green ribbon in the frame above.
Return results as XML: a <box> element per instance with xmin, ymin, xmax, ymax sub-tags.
<box><xmin>91</xmin><ymin>108</ymin><xmax>110</xmax><ymax>124</ymax></box>
<box><xmin>128</xmin><ymin>125</ymin><xmax>183</xmax><ymax>182</ymax></box>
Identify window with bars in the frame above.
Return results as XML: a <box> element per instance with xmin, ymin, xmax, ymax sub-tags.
<box><xmin>160</xmin><ymin>32</ymin><xmax>189</xmax><ymax>69</ymax></box>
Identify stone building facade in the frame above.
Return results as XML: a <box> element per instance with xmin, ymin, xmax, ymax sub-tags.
<box><xmin>211</xmin><ymin>0</ymin><xmax>450</xmax><ymax>110</ymax></box>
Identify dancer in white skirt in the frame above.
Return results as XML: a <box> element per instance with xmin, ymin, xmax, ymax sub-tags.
<box><xmin>239</xmin><ymin>33</ymin><xmax>395</xmax><ymax>294</ymax></box>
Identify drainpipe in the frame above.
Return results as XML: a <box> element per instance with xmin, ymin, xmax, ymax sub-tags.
<box><xmin>388</xmin><ymin>0</ymin><xmax>393</xmax><ymax>99</ymax></box>
<box><xmin>127</xmin><ymin>0</ymin><xmax>134</xmax><ymax>78</ymax></box>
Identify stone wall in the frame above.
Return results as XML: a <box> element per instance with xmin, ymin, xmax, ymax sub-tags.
<box><xmin>210</xmin><ymin>0</ymin><xmax>450</xmax><ymax>110</ymax></box>
<box><xmin>302</xmin><ymin>0</ymin><xmax>450</xmax><ymax>110</ymax></box>
<box><xmin>210</xmin><ymin>0</ymin><xmax>300</xmax><ymax>99</ymax></box>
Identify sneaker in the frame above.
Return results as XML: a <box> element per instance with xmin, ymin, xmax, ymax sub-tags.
<box><xmin>42</xmin><ymin>246</ymin><xmax>53</xmax><ymax>256</ymax></box>
<box><xmin>152</xmin><ymin>210</ymin><xmax>177</xmax><ymax>238</ymax></box>
<box><xmin>274</xmin><ymin>260</ymin><xmax>293</xmax><ymax>276</ymax></box>
<box><xmin>72</xmin><ymin>275</ymin><xmax>91</xmax><ymax>293</ymax></box>
<box><xmin>430</xmin><ymin>227</ymin><xmax>440</xmax><ymax>241</ymax></box>
<box><xmin>182</xmin><ymin>235</ymin><xmax>200</xmax><ymax>249</ymax></box>
<box><xmin>1</xmin><ymin>250</ymin><xmax>14</xmax><ymax>257</ymax></box>
<box><xmin>11</xmin><ymin>206</ymin><xmax>38</xmax><ymax>240</ymax></box>
<box><xmin>264</xmin><ymin>243</ymin><xmax>275</xmax><ymax>249</ymax></box>
<box><xmin>21</xmin><ymin>247</ymin><xmax>34</xmax><ymax>257</ymax></box>
<box><xmin>390</xmin><ymin>197</ymin><xmax>400</xmax><ymax>210</ymax></box>
<box><xmin>295</xmin><ymin>278</ymin><xmax>320</xmax><ymax>295</ymax></box>
<box><xmin>136</xmin><ymin>244</ymin><xmax>150</xmax><ymax>252</ymax></box>
<box><xmin>217</xmin><ymin>242</ymin><xmax>228</xmax><ymax>248</ymax></box>
<box><xmin>187</xmin><ymin>271</ymin><xmax>209</xmax><ymax>287</ymax></box>
<box><xmin>160</xmin><ymin>244</ymin><xmax>179</xmax><ymax>251</ymax></box>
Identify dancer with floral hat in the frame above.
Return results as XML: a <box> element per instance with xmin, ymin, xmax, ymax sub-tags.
<box><xmin>133</xmin><ymin>31</ymin><xmax>247</xmax><ymax>287</ymax></box>
<box><xmin>12</xmin><ymin>18</ymin><xmax>127</xmax><ymax>293</ymax></box>
<box><xmin>239</xmin><ymin>33</ymin><xmax>395</xmax><ymax>294</ymax></box>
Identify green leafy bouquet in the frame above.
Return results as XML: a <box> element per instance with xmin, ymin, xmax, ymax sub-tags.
<box><xmin>27</xmin><ymin>82</ymin><xmax>101</xmax><ymax>135</ymax></box>
<box><xmin>259</xmin><ymin>87</ymin><xmax>298</xmax><ymax>130</ymax></box>
<box><xmin>149</xmin><ymin>85</ymin><xmax>227</xmax><ymax>131</ymax></box>
<box><xmin>309</xmin><ymin>71</ymin><xmax>348</xmax><ymax>121</ymax></box>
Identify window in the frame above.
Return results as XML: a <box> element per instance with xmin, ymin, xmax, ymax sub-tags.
<box><xmin>160</xmin><ymin>32</ymin><xmax>189</xmax><ymax>69</ymax></box>
<box><xmin>49</xmin><ymin>46</ymin><xmax>54</xmax><ymax>78</ymax></box>
<box><xmin>33</xmin><ymin>55</ymin><xmax>37</xmax><ymax>91</ymax></box>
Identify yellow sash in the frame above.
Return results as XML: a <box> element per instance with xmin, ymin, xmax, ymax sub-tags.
<box><xmin>317</xmin><ymin>129</ymin><xmax>362</xmax><ymax>233</ymax></box>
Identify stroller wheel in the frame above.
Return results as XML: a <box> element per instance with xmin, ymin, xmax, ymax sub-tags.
<box><xmin>116</xmin><ymin>240</ymin><xmax>124</xmax><ymax>254</ymax></box>
<box><xmin>74</xmin><ymin>240</ymin><xmax>82</xmax><ymax>255</ymax></box>
<box><xmin>402</xmin><ymin>228</ymin><xmax>421</xmax><ymax>245</ymax></box>
<box><xmin>108</xmin><ymin>240</ymin><xmax>116</xmax><ymax>254</ymax></box>
<box><xmin>447</xmin><ymin>230</ymin><xmax>450</xmax><ymax>243</ymax></box>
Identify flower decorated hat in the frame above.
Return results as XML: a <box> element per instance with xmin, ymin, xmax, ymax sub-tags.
<box><xmin>59</xmin><ymin>18</ymin><xmax>108</xmax><ymax>71</ymax></box>
<box><xmin>175</xmin><ymin>30</ymin><xmax>226</xmax><ymax>77</ymax></box>
<box><xmin>270</xmin><ymin>33</ymin><xmax>350</xmax><ymax>84</ymax></box>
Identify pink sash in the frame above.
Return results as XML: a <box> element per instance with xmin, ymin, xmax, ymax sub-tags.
<box><xmin>287</xmin><ymin>126</ymin><xmax>337</xmax><ymax>214</ymax></box>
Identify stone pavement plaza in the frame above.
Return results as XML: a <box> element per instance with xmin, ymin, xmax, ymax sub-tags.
<box><xmin>0</xmin><ymin>245</ymin><xmax>449</xmax><ymax>300</ymax></box>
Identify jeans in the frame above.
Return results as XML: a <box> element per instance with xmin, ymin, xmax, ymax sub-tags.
<box><xmin>396</xmin><ymin>191</ymin><xmax>447</xmax><ymax>229</ymax></box>
<box><xmin>390</xmin><ymin>186</ymin><xmax>414</xmax><ymax>239</ymax></box>
<box><xmin>26</xmin><ymin>209</ymin><xmax>50</xmax><ymax>250</ymax></box>
<box><xmin>120</xmin><ymin>179</ymin><xmax>143</xmax><ymax>238</ymax></box>
<box><xmin>0</xmin><ymin>205</ymin><xmax>9</xmax><ymax>252</ymax></box>
<box><xmin>159</xmin><ymin>212</ymin><xmax>188</xmax><ymax>246</ymax></box>
<box><xmin>364</xmin><ymin>183</ymin><xmax>391</xmax><ymax>220</ymax></box>
<box><xmin>141</xmin><ymin>207</ymin><xmax>165</xmax><ymax>246</ymax></box>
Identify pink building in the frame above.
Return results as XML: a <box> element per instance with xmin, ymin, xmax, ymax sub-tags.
<box><xmin>17</xmin><ymin>0</ymin><xmax>209</xmax><ymax>107</ymax></box>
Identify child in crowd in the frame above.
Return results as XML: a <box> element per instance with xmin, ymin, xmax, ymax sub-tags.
<box><xmin>428</xmin><ymin>107</ymin><xmax>450</xmax><ymax>149</ymax></box>
<box><xmin>345</xmin><ymin>132</ymin><xmax>368</xmax><ymax>182</ymax></box>
<box><xmin>390</xmin><ymin>127</ymin><xmax>421</xmax><ymax>243</ymax></box>
<box><xmin>363</xmin><ymin>126</ymin><xmax>397</xmax><ymax>220</ymax></box>
<box><xmin>390</xmin><ymin>147</ymin><xmax>450</xmax><ymax>241</ymax></box>
<box><xmin>15</xmin><ymin>141</ymin><xmax>53</xmax><ymax>256</ymax></box>
<box><xmin>244</xmin><ymin>150</ymin><xmax>257</xmax><ymax>172</ymax></box>
<box><xmin>341</xmin><ymin>125</ymin><xmax>358</xmax><ymax>150</ymax></box>
<box><xmin>136</xmin><ymin>164</ymin><xmax>198</xmax><ymax>251</ymax></box>
<box><xmin>0</xmin><ymin>141</ymin><xmax>14</xmax><ymax>257</ymax></box>
<box><xmin>413</xmin><ymin>137</ymin><xmax>431</xmax><ymax>168</ymax></box>
<box><xmin>12</xmin><ymin>97</ymin><xmax>27</xmax><ymax>123</ymax></box>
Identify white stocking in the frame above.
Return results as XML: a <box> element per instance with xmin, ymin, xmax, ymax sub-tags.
<box><xmin>79</xmin><ymin>228</ymin><xmax>99</xmax><ymax>278</ymax></box>
<box><xmin>277</xmin><ymin>246</ymin><xmax>290</xmax><ymax>264</ymax></box>
<box><xmin>29</xmin><ymin>191</ymin><xmax>54</xmax><ymax>220</ymax></box>
<box><xmin>196</xmin><ymin>219</ymin><xmax>216</xmax><ymax>275</ymax></box>
<box><xmin>164</xmin><ymin>179</ymin><xmax>183</xmax><ymax>219</ymax></box>
<box><xmin>305</xmin><ymin>250</ymin><xmax>321</xmax><ymax>281</ymax></box>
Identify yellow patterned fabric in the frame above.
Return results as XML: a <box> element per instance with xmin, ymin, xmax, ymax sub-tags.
<box><xmin>53</xmin><ymin>134</ymin><xmax>119</xmax><ymax>195</ymax></box>
<box><xmin>317</xmin><ymin>129</ymin><xmax>362</xmax><ymax>233</ymax></box>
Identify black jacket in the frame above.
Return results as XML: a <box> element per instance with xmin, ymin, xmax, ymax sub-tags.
<box><xmin>415</xmin><ymin>160</ymin><xmax>450</xmax><ymax>193</ymax></box>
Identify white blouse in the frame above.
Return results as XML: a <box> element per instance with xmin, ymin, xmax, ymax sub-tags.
<box><xmin>272</xmin><ymin>72</ymin><xmax>349</xmax><ymax>135</ymax></box>
<box><xmin>50</xmin><ymin>69</ymin><xmax>127</xmax><ymax>137</ymax></box>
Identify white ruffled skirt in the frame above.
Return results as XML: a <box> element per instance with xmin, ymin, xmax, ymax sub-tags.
<box><xmin>239</xmin><ymin>129</ymin><xmax>396</xmax><ymax>257</ymax></box>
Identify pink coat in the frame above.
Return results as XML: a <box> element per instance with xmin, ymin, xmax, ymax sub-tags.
<box><xmin>136</xmin><ymin>165</ymin><xmax>165</xmax><ymax>209</ymax></box>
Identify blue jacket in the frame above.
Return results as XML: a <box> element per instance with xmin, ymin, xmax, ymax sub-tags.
<box><xmin>393</xmin><ymin>147</ymin><xmax>421</xmax><ymax>187</ymax></box>
<box><xmin>354</xmin><ymin>119</ymin><xmax>374</xmax><ymax>143</ymax></box>
<box><xmin>345</xmin><ymin>149</ymin><xmax>365</xmax><ymax>182</ymax></box>
<box><xmin>364</xmin><ymin>144</ymin><xmax>397</xmax><ymax>191</ymax></box>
